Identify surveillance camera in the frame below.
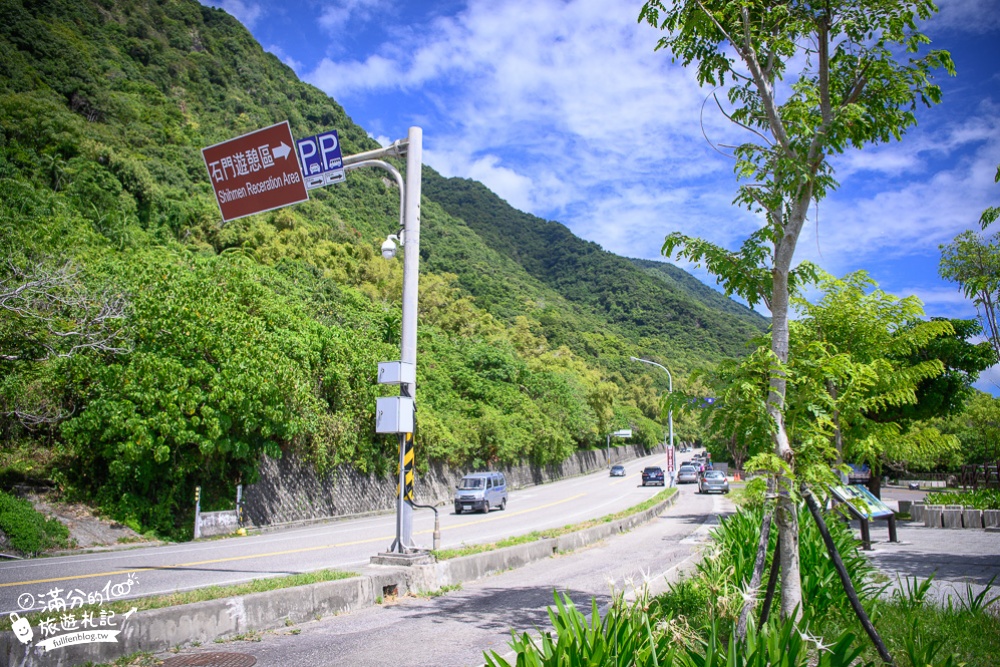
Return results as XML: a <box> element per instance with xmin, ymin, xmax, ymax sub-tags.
<box><xmin>381</xmin><ymin>236</ymin><xmax>397</xmax><ymax>260</ymax></box>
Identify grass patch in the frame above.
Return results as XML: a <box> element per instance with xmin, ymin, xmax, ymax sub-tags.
<box><xmin>0</xmin><ymin>489</ymin><xmax>70</xmax><ymax>555</ymax></box>
<box><xmin>88</xmin><ymin>650</ymin><xmax>163</xmax><ymax>667</ymax></box>
<box><xmin>821</xmin><ymin>595</ymin><xmax>1000</xmax><ymax>665</ymax></box>
<box><xmin>419</xmin><ymin>583</ymin><xmax>464</xmax><ymax>598</ymax></box>
<box><xmin>433</xmin><ymin>487</ymin><xmax>676</xmax><ymax>560</ymax></box>
<box><xmin>0</xmin><ymin>568</ymin><xmax>356</xmax><ymax>632</ymax></box>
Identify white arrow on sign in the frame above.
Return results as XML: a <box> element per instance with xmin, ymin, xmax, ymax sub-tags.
<box><xmin>273</xmin><ymin>142</ymin><xmax>292</xmax><ymax>160</ymax></box>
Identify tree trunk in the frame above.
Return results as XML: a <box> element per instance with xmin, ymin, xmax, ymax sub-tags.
<box><xmin>867</xmin><ymin>469</ymin><xmax>882</xmax><ymax>499</ymax></box>
<box><xmin>769</xmin><ymin>230</ymin><xmax>805</xmax><ymax>622</ymax></box>
<box><xmin>775</xmin><ymin>477</ymin><xmax>801</xmax><ymax>620</ymax></box>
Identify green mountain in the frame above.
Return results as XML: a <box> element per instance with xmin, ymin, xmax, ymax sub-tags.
<box><xmin>423</xmin><ymin>172</ymin><xmax>766</xmax><ymax>365</ymax></box>
<box><xmin>628</xmin><ymin>257</ymin><xmax>768</xmax><ymax>325</ymax></box>
<box><xmin>0</xmin><ymin>0</ymin><xmax>763</xmax><ymax>537</ymax></box>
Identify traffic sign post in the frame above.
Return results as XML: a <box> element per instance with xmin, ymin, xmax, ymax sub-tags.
<box><xmin>296</xmin><ymin>130</ymin><xmax>346</xmax><ymax>189</ymax></box>
<box><xmin>202</xmin><ymin>121</ymin><xmax>308</xmax><ymax>223</ymax></box>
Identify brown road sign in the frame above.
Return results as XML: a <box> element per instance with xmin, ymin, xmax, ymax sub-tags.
<box><xmin>202</xmin><ymin>121</ymin><xmax>308</xmax><ymax>222</ymax></box>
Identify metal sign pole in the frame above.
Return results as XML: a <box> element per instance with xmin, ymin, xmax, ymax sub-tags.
<box><xmin>397</xmin><ymin>127</ymin><xmax>422</xmax><ymax>552</ymax></box>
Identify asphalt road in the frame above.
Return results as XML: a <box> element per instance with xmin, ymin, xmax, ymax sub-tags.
<box><xmin>147</xmin><ymin>477</ymin><xmax>732</xmax><ymax>667</ymax></box>
<box><xmin>0</xmin><ymin>452</ymin><xmax>681</xmax><ymax>615</ymax></box>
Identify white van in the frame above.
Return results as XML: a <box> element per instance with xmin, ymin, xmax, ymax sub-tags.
<box><xmin>454</xmin><ymin>472</ymin><xmax>508</xmax><ymax>514</ymax></box>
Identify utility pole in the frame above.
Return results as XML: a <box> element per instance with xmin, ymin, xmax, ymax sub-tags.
<box><xmin>347</xmin><ymin>128</ymin><xmax>423</xmax><ymax>554</ymax></box>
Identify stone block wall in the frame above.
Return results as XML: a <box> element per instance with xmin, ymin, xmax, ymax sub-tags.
<box><xmin>243</xmin><ymin>444</ymin><xmax>664</xmax><ymax>527</ymax></box>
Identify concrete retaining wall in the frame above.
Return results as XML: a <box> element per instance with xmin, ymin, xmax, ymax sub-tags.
<box><xmin>242</xmin><ymin>444</ymin><xmax>664</xmax><ymax>528</ymax></box>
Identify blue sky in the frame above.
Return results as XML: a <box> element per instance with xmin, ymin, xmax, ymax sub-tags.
<box><xmin>203</xmin><ymin>0</ymin><xmax>1000</xmax><ymax>387</ymax></box>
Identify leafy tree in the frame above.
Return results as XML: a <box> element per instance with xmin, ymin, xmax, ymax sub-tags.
<box><xmin>696</xmin><ymin>346</ymin><xmax>776</xmax><ymax>472</ymax></box>
<box><xmin>640</xmin><ymin>0</ymin><xmax>953</xmax><ymax>617</ymax></box>
<box><xmin>979</xmin><ymin>163</ymin><xmax>1000</xmax><ymax>230</ymax></box>
<box><xmin>0</xmin><ymin>259</ymin><xmax>130</xmax><ymax>425</ymax></box>
<box><xmin>939</xmin><ymin>230</ymin><xmax>1000</xmax><ymax>362</ymax></box>
<box><xmin>789</xmin><ymin>271</ymin><xmax>959</xmax><ymax>495</ymax></box>
<box><xmin>875</xmin><ymin>318</ymin><xmax>995</xmax><ymax>423</ymax></box>
<box><xmin>935</xmin><ymin>391</ymin><xmax>1000</xmax><ymax>465</ymax></box>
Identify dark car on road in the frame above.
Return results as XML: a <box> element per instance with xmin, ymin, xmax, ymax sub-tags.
<box><xmin>641</xmin><ymin>466</ymin><xmax>665</xmax><ymax>486</ymax></box>
<box><xmin>610</xmin><ymin>464</ymin><xmax>626</xmax><ymax>477</ymax></box>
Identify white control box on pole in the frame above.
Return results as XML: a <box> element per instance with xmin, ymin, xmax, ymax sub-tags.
<box><xmin>378</xmin><ymin>361</ymin><xmax>416</xmax><ymax>385</ymax></box>
<box><xmin>376</xmin><ymin>396</ymin><xmax>415</xmax><ymax>434</ymax></box>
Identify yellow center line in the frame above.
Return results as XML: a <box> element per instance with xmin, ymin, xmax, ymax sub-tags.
<box><xmin>446</xmin><ymin>492</ymin><xmax>586</xmax><ymax>528</ymax></box>
<box><xmin>1</xmin><ymin>492</ymin><xmax>587</xmax><ymax>589</ymax></box>
<box><xmin>611</xmin><ymin>473</ymin><xmax>641</xmax><ymax>486</ymax></box>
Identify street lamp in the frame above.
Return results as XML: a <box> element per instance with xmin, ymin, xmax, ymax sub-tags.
<box><xmin>630</xmin><ymin>356</ymin><xmax>674</xmax><ymax>467</ymax></box>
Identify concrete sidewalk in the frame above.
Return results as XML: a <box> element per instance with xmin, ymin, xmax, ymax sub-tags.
<box><xmin>861</xmin><ymin>497</ymin><xmax>1000</xmax><ymax>609</ymax></box>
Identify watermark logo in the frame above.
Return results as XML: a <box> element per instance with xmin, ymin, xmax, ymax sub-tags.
<box><xmin>13</xmin><ymin>574</ymin><xmax>139</xmax><ymax>653</ymax></box>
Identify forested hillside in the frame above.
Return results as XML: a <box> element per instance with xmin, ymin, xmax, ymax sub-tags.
<box><xmin>423</xmin><ymin>172</ymin><xmax>767</xmax><ymax>366</ymax></box>
<box><xmin>0</xmin><ymin>0</ymin><xmax>763</xmax><ymax>538</ymax></box>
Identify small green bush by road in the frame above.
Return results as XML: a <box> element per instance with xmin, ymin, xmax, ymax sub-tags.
<box><xmin>0</xmin><ymin>489</ymin><xmax>69</xmax><ymax>555</ymax></box>
<box><xmin>925</xmin><ymin>488</ymin><xmax>1000</xmax><ymax>509</ymax></box>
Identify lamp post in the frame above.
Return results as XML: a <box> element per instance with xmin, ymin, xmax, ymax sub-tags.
<box><xmin>347</xmin><ymin>127</ymin><xmax>422</xmax><ymax>555</ymax></box>
<box><xmin>630</xmin><ymin>356</ymin><xmax>673</xmax><ymax>467</ymax></box>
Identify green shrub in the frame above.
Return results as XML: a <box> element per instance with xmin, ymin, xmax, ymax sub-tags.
<box><xmin>486</xmin><ymin>590</ymin><xmax>880</xmax><ymax>667</ymax></box>
<box><xmin>688</xmin><ymin>505</ymin><xmax>880</xmax><ymax>631</ymax></box>
<box><xmin>925</xmin><ymin>489</ymin><xmax>1000</xmax><ymax>510</ymax></box>
<box><xmin>0</xmin><ymin>490</ymin><xmax>70</xmax><ymax>555</ymax></box>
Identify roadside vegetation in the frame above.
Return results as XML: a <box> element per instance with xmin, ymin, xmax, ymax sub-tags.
<box><xmin>487</xmin><ymin>498</ymin><xmax>1000</xmax><ymax>667</ymax></box>
<box><xmin>0</xmin><ymin>488</ymin><xmax>70</xmax><ymax>555</ymax></box>
<box><xmin>0</xmin><ymin>0</ymin><xmax>751</xmax><ymax>542</ymax></box>
<box><xmin>925</xmin><ymin>489</ymin><xmax>1000</xmax><ymax>509</ymax></box>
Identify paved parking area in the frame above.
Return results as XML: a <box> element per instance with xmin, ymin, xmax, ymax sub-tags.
<box><xmin>865</xmin><ymin>492</ymin><xmax>1000</xmax><ymax>609</ymax></box>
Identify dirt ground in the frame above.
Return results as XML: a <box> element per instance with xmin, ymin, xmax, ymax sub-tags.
<box><xmin>25</xmin><ymin>491</ymin><xmax>160</xmax><ymax>553</ymax></box>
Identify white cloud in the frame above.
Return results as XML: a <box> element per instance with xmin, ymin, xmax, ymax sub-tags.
<box><xmin>898</xmin><ymin>285</ymin><xmax>978</xmax><ymax>318</ymax></box>
<box><xmin>297</xmin><ymin>0</ymin><xmax>998</xmax><ymax>332</ymax></box>
<box><xmin>928</xmin><ymin>0</ymin><xmax>1000</xmax><ymax>34</ymax></box>
<box><xmin>308</xmin><ymin>54</ymin><xmax>402</xmax><ymax>94</ymax></box>
<box><xmin>203</xmin><ymin>0</ymin><xmax>263</xmax><ymax>29</ymax></box>
<box><xmin>318</xmin><ymin>0</ymin><xmax>390</xmax><ymax>34</ymax></box>
<box><xmin>973</xmin><ymin>363</ymin><xmax>1000</xmax><ymax>395</ymax></box>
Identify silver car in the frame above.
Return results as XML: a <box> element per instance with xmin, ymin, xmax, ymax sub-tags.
<box><xmin>676</xmin><ymin>465</ymin><xmax>699</xmax><ymax>484</ymax></box>
<box><xmin>454</xmin><ymin>472</ymin><xmax>508</xmax><ymax>514</ymax></box>
<box><xmin>698</xmin><ymin>470</ymin><xmax>730</xmax><ymax>494</ymax></box>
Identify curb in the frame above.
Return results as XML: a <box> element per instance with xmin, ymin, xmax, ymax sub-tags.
<box><xmin>2</xmin><ymin>492</ymin><xmax>679</xmax><ymax>667</ymax></box>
